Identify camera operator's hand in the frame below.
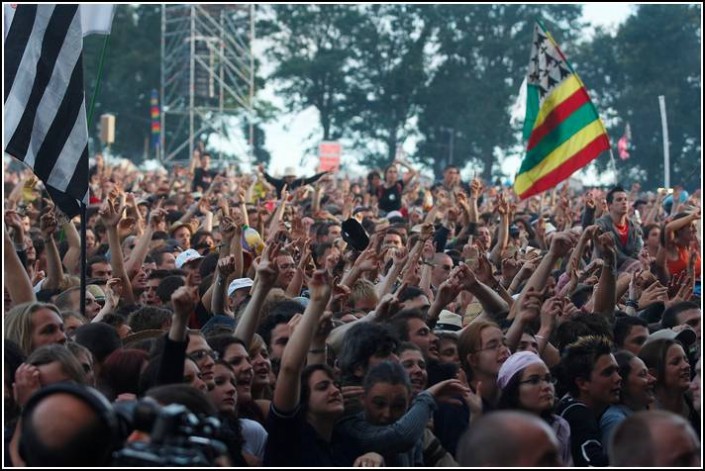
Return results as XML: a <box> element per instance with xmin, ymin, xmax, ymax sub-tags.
<box><xmin>353</xmin><ymin>452</ymin><xmax>385</xmax><ymax>467</ymax></box>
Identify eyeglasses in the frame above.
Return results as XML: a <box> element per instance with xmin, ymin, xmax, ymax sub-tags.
<box><xmin>518</xmin><ymin>374</ymin><xmax>557</xmax><ymax>386</ymax></box>
<box><xmin>475</xmin><ymin>338</ymin><xmax>508</xmax><ymax>353</ymax></box>
<box><xmin>189</xmin><ymin>350</ymin><xmax>218</xmax><ymax>362</ymax></box>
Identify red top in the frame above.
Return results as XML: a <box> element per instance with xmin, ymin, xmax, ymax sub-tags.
<box><xmin>666</xmin><ymin>245</ymin><xmax>701</xmax><ymax>279</ymax></box>
<box><xmin>614</xmin><ymin>221</ymin><xmax>629</xmax><ymax>248</ymax></box>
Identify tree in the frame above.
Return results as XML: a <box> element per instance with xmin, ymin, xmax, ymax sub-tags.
<box><xmin>83</xmin><ymin>4</ymin><xmax>161</xmax><ymax>161</ymax></box>
<box><xmin>342</xmin><ymin>5</ymin><xmax>434</xmax><ymax>168</ymax></box>
<box><xmin>260</xmin><ymin>5</ymin><xmax>365</xmax><ymax>141</ymax></box>
<box><xmin>415</xmin><ymin>4</ymin><xmax>583</xmax><ymax>180</ymax></box>
<box><xmin>576</xmin><ymin>4</ymin><xmax>701</xmax><ymax>189</ymax></box>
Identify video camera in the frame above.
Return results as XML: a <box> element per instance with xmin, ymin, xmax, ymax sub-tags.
<box><xmin>112</xmin><ymin>399</ymin><xmax>227</xmax><ymax>467</ymax></box>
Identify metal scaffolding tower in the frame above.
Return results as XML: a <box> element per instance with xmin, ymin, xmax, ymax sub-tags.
<box><xmin>160</xmin><ymin>4</ymin><xmax>254</xmax><ymax>164</ymax></box>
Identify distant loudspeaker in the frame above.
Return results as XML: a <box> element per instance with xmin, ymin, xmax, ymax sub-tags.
<box><xmin>100</xmin><ymin>114</ymin><xmax>115</xmax><ymax>144</ymax></box>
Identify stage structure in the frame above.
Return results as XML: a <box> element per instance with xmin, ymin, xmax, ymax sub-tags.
<box><xmin>161</xmin><ymin>4</ymin><xmax>254</xmax><ymax>164</ymax></box>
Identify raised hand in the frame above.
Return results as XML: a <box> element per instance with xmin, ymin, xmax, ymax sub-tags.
<box><xmin>637</xmin><ymin>281</ymin><xmax>669</xmax><ymax>309</ymax></box>
<box><xmin>39</xmin><ymin>209</ymin><xmax>58</xmax><ymax>239</ymax></box>
<box><xmin>171</xmin><ymin>285</ymin><xmax>195</xmax><ymax>320</ymax></box>
<box><xmin>149</xmin><ymin>207</ymin><xmax>167</xmax><ymax>230</ymax></box>
<box><xmin>98</xmin><ymin>197</ymin><xmax>125</xmax><ymax>227</ymax></box>
<box><xmin>218</xmin><ymin>255</ymin><xmax>237</xmax><ymax>279</ymax></box>
<box><xmin>257</xmin><ymin>241</ymin><xmax>281</xmax><ymax>287</ymax></box>
<box><xmin>308</xmin><ymin>269</ymin><xmax>333</xmax><ymax>304</ymax></box>
<box><xmin>391</xmin><ymin>247</ymin><xmax>409</xmax><ymax>266</ymax></box>
<box><xmin>474</xmin><ymin>254</ymin><xmax>495</xmax><ymax>286</ymax></box>
<box><xmin>548</xmin><ymin>231</ymin><xmax>575</xmax><ymax>258</ymax></box>
<box><xmin>517</xmin><ymin>286</ymin><xmax>543</xmax><ymax>322</ymax></box>
<box><xmin>470</xmin><ymin>178</ymin><xmax>482</xmax><ymax>199</ymax></box>
<box><xmin>419</xmin><ymin>222</ymin><xmax>434</xmax><ymax>242</ymax></box>
<box><xmin>117</xmin><ymin>217</ymin><xmax>136</xmax><ymax>239</ymax></box>
<box><xmin>501</xmin><ymin>256</ymin><xmax>521</xmax><ymax>282</ymax></box>
<box><xmin>441</xmin><ymin>272</ymin><xmax>465</xmax><ymax>306</ymax></box>
<box><xmin>4</xmin><ymin>209</ymin><xmax>24</xmax><ymax>234</ymax></box>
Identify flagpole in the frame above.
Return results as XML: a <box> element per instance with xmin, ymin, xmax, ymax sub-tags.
<box><xmin>81</xmin><ymin>33</ymin><xmax>112</xmax><ymax>317</ymax></box>
<box><xmin>608</xmin><ymin>149</ymin><xmax>619</xmax><ymax>185</ymax></box>
<box><xmin>658</xmin><ymin>96</ymin><xmax>670</xmax><ymax>188</ymax></box>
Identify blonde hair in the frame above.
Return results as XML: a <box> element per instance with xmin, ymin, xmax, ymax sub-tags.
<box><xmin>5</xmin><ymin>302</ymin><xmax>62</xmax><ymax>355</ymax></box>
<box><xmin>249</xmin><ymin>333</ymin><xmax>266</xmax><ymax>354</ymax></box>
<box><xmin>350</xmin><ymin>279</ymin><xmax>378</xmax><ymax>308</ymax></box>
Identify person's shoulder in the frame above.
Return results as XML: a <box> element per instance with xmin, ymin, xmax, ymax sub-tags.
<box><xmin>240</xmin><ymin>417</ymin><xmax>267</xmax><ymax>434</ymax></box>
<box><xmin>556</xmin><ymin>394</ymin><xmax>588</xmax><ymax>417</ymax></box>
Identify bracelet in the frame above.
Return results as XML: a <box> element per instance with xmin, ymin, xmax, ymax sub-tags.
<box><xmin>308</xmin><ymin>347</ymin><xmax>327</xmax><ymax>354</ymax></box>
<box><xmin>625</xmin><ymin>299</ymin><xmax>639</xmax><ymax>309</ymax></box>
<box><xmin>534</xmin><ymin>335</ymin><xmax>545</xmax><ymax>340</ymax></box>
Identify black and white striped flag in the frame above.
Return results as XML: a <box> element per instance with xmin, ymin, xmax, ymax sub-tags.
<box><xmin>3</xmin><ymin>4</ymin><xmax>114</xmax><ymax>217</ymax></box>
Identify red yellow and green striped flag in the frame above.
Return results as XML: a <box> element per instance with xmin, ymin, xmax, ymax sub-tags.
<box><xmin>514</xmin><ymin>22</ymin><xmax>611</xmax><ymax>200</ymax></box>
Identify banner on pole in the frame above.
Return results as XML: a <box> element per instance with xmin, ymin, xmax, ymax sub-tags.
<box><xmin>318</xmin><ymin>141</ymin><xmax>341</xmax><ymax>173</ymax></box>
<box><xmin>151</xmin><ymin>89</ymin><xmax>161</xmax><ymax>155</ymax></box>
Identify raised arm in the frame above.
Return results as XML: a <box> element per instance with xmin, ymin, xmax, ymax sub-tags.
<box><xmin>99</xmin><ymin>194</ymin><xmax>136</xmax><ymax>305</ymax></box>
<box><xmin>396</xmin><ymin>159</ymin><xmax>418</xmax><ymax>186</ymax></box>
<box><xmin>211</xmin><ymin>255</ymin><xmax>236</xmax><ymax>317</ymax></box>
<box><xmin>233</xmin><ymin>242</ymin><xmax>281</xmax><ymax>346</ymax></box>
<box><xmin>38</xmin><ymin>203</ymin><xmax>64</xmax><ymax>290</ymax></box>
<box><xmin>273</xmin><ymin>270</ymin><xmax>331</xmax><ymax>413</ymax></box>
<box><xmin>125</xmin><ymin>206</ymin><xmax>166</xmax><ymax>278</ymax></box>
<box><xmin>489</xmin><ymin>193</ymin><xmax>510</xmax><ymax>265</ymax></box>
<box><xmin>591</xmin><ymin>231</ymin><xmax>617</xmax><ymax>317</ymax></box>
<box><xmin>62</xmin><ymin>218</ymin><xmax>82</xmax><ymax>275</ymax></box>
<box><xmin>3</xmin><ymin>221</ymin><xmax>35</xmax><ymax>305</ymax></box>
<box><xmin>665</xmin><ymin>210</ymin><xmax>700</xmax><ymax>243</ymax></box>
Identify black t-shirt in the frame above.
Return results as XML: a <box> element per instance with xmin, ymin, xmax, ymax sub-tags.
<box><xmin>556</xmin><ymin>394</ymin><xmax>608</xmax><ymax>467</ymax></box>
<box><xmin>377</xmin><ymin>180</ymin><xmax>405</xmax><ymax>212</ymax></box>
<box><xmin>192</xmin><ymin>167</ymin><xmax>216</xmax><ymax>192</ymax></box>
<box><xmin>264</xmin><ymin>404</ymin><xmax>363</xmax><ymax>467</ymax></box>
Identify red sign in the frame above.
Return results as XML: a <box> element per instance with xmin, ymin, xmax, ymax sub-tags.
<box><xmin>319</xmin><ymin>141</ymin><xmax>341</xmax><ymax>173</ymax></box>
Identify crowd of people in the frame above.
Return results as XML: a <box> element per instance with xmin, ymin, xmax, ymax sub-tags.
<box><xmin>3</xmin><ymin>148</ymin><xmax>701</xmax><ymax>467</ymax></box>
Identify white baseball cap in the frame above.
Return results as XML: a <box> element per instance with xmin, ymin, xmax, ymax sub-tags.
<box><xmin>227</xmin><ymin>278</ymin><xmax>254</xmax><ymax>297</ymax></box>
<box><xmin>175</xmin><ymin>249</ymin><xmax>204</xmax><ymax>269</ymax></box>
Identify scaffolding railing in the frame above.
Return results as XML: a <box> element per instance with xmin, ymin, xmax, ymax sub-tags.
<box><xmin>160</xmin><ymin>4</ymin><xmax>254</xmax><ymax>164</ymax></box>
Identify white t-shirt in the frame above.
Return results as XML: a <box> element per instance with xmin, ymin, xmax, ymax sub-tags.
<box><xmin>239</xmin><ymin>417</ymin><xmax>268</xmax><ymax>460</ymax></box>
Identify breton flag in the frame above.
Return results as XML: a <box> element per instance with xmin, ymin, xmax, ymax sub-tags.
<box><xmin>514</xmin><ymin>22</ymin><xmax>610</xmax><ymax>200</ymax></box>
<box><xmin>4</xmin><ymin>5</ymin><xmax>115</xmax><ymax>217</ymax></box>
<box><xmin>617</xmin><ymin>123</ymin><xmax>631</xmax><ymax>160</ymax></box>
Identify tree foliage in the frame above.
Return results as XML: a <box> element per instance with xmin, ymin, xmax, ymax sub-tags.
<box><xmin>83</xmin><ymin>4</ymin><xmax>161</xmax><ymax>160</ymax></box>
<box><xmin>415</xmin><ymin>5</ymin><xmax>583</xmax><ymax>180</ymax></box>
<box><xmin>576</xmin><ymin>4</ymin><xmax>701</xmax><ymax>189</ymax></box>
